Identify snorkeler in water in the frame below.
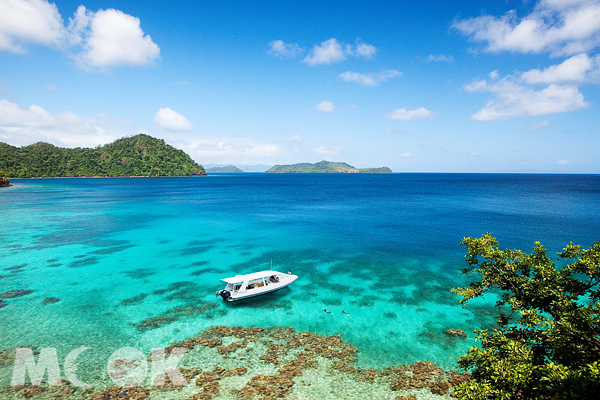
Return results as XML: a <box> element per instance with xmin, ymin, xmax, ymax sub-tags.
<box><xmin>342</xmin><ymin>310</ymin><xmax>351</xmax><ymax>318</ymax></box>
<box><xmin>323</xmin><ymin>309</ymin><xmax>333</xmax><ymax>314</ymax></box>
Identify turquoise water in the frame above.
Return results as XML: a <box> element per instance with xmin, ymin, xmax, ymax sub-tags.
<box><xmin>1</xmin><ymin>174</ymin><xmax>599</xmax><ymax>387</ymax></box>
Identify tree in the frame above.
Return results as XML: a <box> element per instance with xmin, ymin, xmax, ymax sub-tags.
<box><xmin>452</xmin><ymin>233</ymin><xmax>600</xmax><ymax>400</ymax></box>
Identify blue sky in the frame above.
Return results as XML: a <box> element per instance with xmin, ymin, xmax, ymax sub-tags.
<box><xmin>1</xmin><ymin>0</ymin><xmax>599</xmax><ymax>172</ymax></box>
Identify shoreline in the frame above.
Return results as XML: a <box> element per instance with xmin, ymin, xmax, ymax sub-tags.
<box><xmin>4</xmin><ymin>174</ymin><xmax>208</xmax><ymax>179</ymax></box>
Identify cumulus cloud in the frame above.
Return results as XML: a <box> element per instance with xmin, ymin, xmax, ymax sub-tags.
<box><xmin>0</xmin><ymin>0</ymin><xmax>64</xmax><ymax>52</ymax></box>
<box><xmin>303</xmin><ymin>38</ymin><xmax>346</xmax><ymax>65</ymax></box>
<box><xmin>386</xmin><ymin>107</ymin><xmax>436</xmax><ymax>121</ymax></box>
<box><xmin>314</xmin><ymin>100</ymin><xmax>335</xmax><ymax>112</ymax></box>
<box><xmin>153</xmin><ymin>107</ymin><xmax>193</xmax><ymax>131</ymax></box>
<box><xmin>528</xmin><ymin>120</ymin><xmax>551</xmax><ymax>130</ymax></box>
<box><xmin>355</xmin><ymin>41</ymin><xmax>377</xmax><ymax>58</ymax></box>
<box><xmin>0</xmin><ymin>1</ymin><xmax>159</xmax><ymax>69</ymax></box>
<box><xmin>521</xmin><ymin>53</ymin><xmax>600</xmax><ymax>83</ymax></box>
<box><xmin>338</xmin><ymin>69</ymin><xmax>401</xmax><ymax>86</ymax></box>
<box><xmin>0</xmin><ymin>99</ymin><xmax>56</xmax><ymax>127</ymax></box>
<box><xmin>453</xmin><ymin>0</ymin><xmax>600</xmax><ymax>56</ymax></box>
<box><xmin>427</xmin><ymin>54</ymin><xmax>454</xmax><ymax>62</ymax></box>
<box><xmin>466</xmin><ymin>77</ymin><xmax>589</xmax><ymax>120</ymax></box>
<box><xmin>174</xmin><ymin>137</ymin><xmax>285</xmax><ymax>165</ymax></box>
<box><xmin>286</xmin><ymin>134</ymin><xmax>308</xmax><ymax>145</ymax></box>
<box><xmin>312</xmin><ymin>146</ymin><xmax>340</xmax><ymax>156</ymax></box>
<box><xmin>269</xmin><ymin>40</ymin><xmax>303</xmax><ymax>58</ymax></box>
<box><xmin>303</xmin><ymin>38</ymin><xmax>377</xmax><ymax>65</ymax></box>
<box><xmin>0</xmin><ymin>98</ymin><xmax>123</xmax><ymax>147</ymax></box>
<box><xmin>70</xmin><ymin>6</ymin><xmax>160</xmax><ymax>68</ymax></box>
<box><xmin>557</xmin><ymin>159</ymin><xmax>570</xmax><ymax>164</ymax></box>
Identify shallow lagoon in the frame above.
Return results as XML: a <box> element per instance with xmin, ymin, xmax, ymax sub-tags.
<box><xmin>1</xmin><ymin>174</ymin><xmax>599</xmax><ymax>397</ymax></box>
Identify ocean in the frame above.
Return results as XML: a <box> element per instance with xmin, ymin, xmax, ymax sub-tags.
<box><xmin>1</xmin><ymin>173</ymin><xmax>599</xmax><ymax>397</ymax></box>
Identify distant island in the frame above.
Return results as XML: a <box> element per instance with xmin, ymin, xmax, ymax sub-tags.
<box><xmin>206</xmin><ymin>165</ymin><xmax>245</xmax><ymax>173</ymax></box>
<box><xmin>266</xmin><ymin>161</ymin><xmax>392</xmax><ymax>173</ymax></box>
<box><xmin>0</xmin><ymin>134</ymin><xmax>206</xmax><ymax>178</ymax></box>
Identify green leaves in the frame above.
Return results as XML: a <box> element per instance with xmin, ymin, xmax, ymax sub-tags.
<box><xmin>453</xmin><ymin>234</ymin><xmax>600</xmax><ymax>399</ymax></box>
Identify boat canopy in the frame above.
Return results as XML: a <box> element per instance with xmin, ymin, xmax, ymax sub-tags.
<box><xmin>221</xmin><ymin>270</ymin><xmax>283</xmax><ymax>284</ymax></box>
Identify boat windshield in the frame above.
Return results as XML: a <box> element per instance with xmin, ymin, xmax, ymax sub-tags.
<box><xmin>247</xmin><ymin>278</ymin><xmax>266</xmax><ymax>289</ymax></box>
<box><xmin>225</xmin><ymin>282</ymin><xmax>242</xmax><ymax>292</ymax></box>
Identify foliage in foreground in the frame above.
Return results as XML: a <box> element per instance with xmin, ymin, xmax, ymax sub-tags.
<box><xmin>0</xmin><ymin>134</ymin><xmax>206</xmax><ymax>178</ymax></box>
<box><xmin>453</xmin><ymin>233</ymin><xmax>600</xmax><ymax>400</ymax></box>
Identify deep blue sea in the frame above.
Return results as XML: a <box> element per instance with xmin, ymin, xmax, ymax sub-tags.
<box><xmin>1</xmin><ymin>173</ymin><xmax>599</xmax><ymax>388</ymax></box>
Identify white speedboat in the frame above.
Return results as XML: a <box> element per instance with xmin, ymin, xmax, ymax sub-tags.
<box><xmin>216</xmin><ymin>270</ymin><xmax>298</xmax><ymax>301</ymax></box>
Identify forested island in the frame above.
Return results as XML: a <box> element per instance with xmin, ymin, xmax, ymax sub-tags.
<box><xmin>0</xmin><ymin>134</ymin><xmax>206</xmax><ymax>178</ymax></box>
<box><xmin>206</xmin><ymin>165</ymin><xmax>245</xmax><ymax>173</ymax></box>
<box><xmin>266</xmin><ymin>161</ymin><xmax>392</xmax><ymax>173</ymax></box>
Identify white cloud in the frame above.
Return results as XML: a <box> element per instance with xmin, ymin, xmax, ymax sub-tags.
<box><xmin>0</xmin><ymin>2</ymin><xmax>159</xmax><ymax>69</ymax></box>
<box><xmin>464</xmin><ymin>79</ymin><xmax>489</xmax><ymax>92</ymax></box>
<box><xmin>465</xmin><ymin>76</ymin><xmax>590</xmax><ymax>120</ymax></box>
<box><xmin>427</xmin><ymin>54</ymin><xmax>454</xmax><ymax>62</ymax></box>
<box><xmin>557</xmin><ymin>159</ymin><xmax>570</xmax><ymax>164</ymax></box>
<box><xmin>338</xmin><ymin>69</ymin><xmax>401</xmax><ymax>86</ymax></box>
<box><xmin>399</xmin><ymin>153</ymin><xmax>411</xmax><ymax>157</ymax></box>
<box><xmin>174</xmin><ymin>137</ymin><xmax>285</xmax><ymax>165</ymax></box>
<box><xmin>71</xmin><ymin>6</ymin><xmax>160</xmax><ymax>68</ymax></box>
<box><xmin>315</xmin><ymin>100</ymin><xmax>335</xmax><ymax>112</ymax></box>
<box><xmin>286</xmin><ymin>134</ymin><xmax>308</xmax><ymax>145</ymax></box>
<box><xmin>386</xmin><ymin>107</ymin><xmax>436</xmax><ymax>121</ymax></box>
<box><xmin>453</xmin><ymin>0</ymin><xmax>600</xmax><ymax>56</ymax></box>
<box><xmin>529</xmin><ymin>120</ymin><xmax>551</xmax><ymax>130</ymax></box>
<box><xmin>303</xmin><ymin>38</ymin><xmax>346</xmax><ymax>65</ymax></box>
<box><xmin>489</xmin><ymin>70</ymin><xmax>500</xmax><ymax>80</ymax></box>
<box><xmin>0</xmin><ymin>0</ymin><xmax>64</xmax><ymax>52</ymax></box>
<box><xmin>355</xmin><ymin>41</ymin><xmax>377</xmax><ymax>58</ymax></box>
<box><xmin>153</xmin><ymin>107</ymin><xmax>193</xmax><ymax>131</ymax></box>
<box><xmin>0</xmin><ymin>99</ymin><xmax>56</xmax><ymax>127</ymax></box>
<box><xmin>0</xmin><ymin>98</ymin><xmax>123</xmax><ymax>147</ymax></box>
<box><xmin>312</xmin><ymin>146</ymin><xmax>340</xmax><ymax>156</ymax></box>
<box><xmin>521</xmin><ymin>53</ymin><xmax>600</xmax><ymax>83</ymax></box>
<box><xmin>303</xmin><ymin>38</ymin><xmax>377</xmax><ymax>65</ymax></box>
<box><xmin>269</xmin><ymin>40</ymin><xmax>303</xmax><ymax>58</ymax></box>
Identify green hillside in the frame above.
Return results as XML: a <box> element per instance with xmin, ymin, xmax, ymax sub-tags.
<box><xmin>266</xmin><ymin>160</ymin><xmax>392</xmax><ymax>173</ymax></box>
<box><xmin>206</xmin><ymin>165</ymin><xmax>245</xmax><ymax>173</ymax></box>
<box><xmin>0</xmin><ymin>134</ymin><xmax>206</xmax><ymax>178</ymax></box>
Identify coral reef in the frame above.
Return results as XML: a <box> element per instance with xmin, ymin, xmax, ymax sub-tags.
<box><xmin>43</xmin><ymin>297</ymin><xmax>60</xmax><ymax>305</ymax></box>
<box><xmin>4</xmin><ymin>265</ymin><xmax>26</xmax><ymax>272</ymax></box>
<box><xmin>89</xmin><ymin>386</ymin><xmax>149</xmax><ymax>399</ymax></box>
<box><xmin>444</xmin><ymin>329</ymin><xmax>467</xmax><ymax>338</ymax></box>
<box><xmin>135</xmin><ymin>302</ymin><xmax>219</xmax><ymax>332</ymax></box>
<box><xmin>0</xmin><ymin>325</ymin><xmax>470</xmax><ymax>399</ymax></box>
<box><xmin>120</xmin><ymin>294</ymin><xmax>148</xmax><ymax>306</ymax></box>
<box><xmin>0</xmin><ymin>290</ymin><xmax>33</xmax><ymax>299</ymax></box>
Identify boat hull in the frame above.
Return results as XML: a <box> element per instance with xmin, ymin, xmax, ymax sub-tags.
<box><xmin>226</xmin><ymin>277</ymin><xmax>296</xmax><ymax>301</ymax></box>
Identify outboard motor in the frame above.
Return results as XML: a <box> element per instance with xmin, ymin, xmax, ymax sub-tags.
<box><xmin>216</xmin><ymin>289</ymin><xmax>231</xmax><ymax>301</ymax></box>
